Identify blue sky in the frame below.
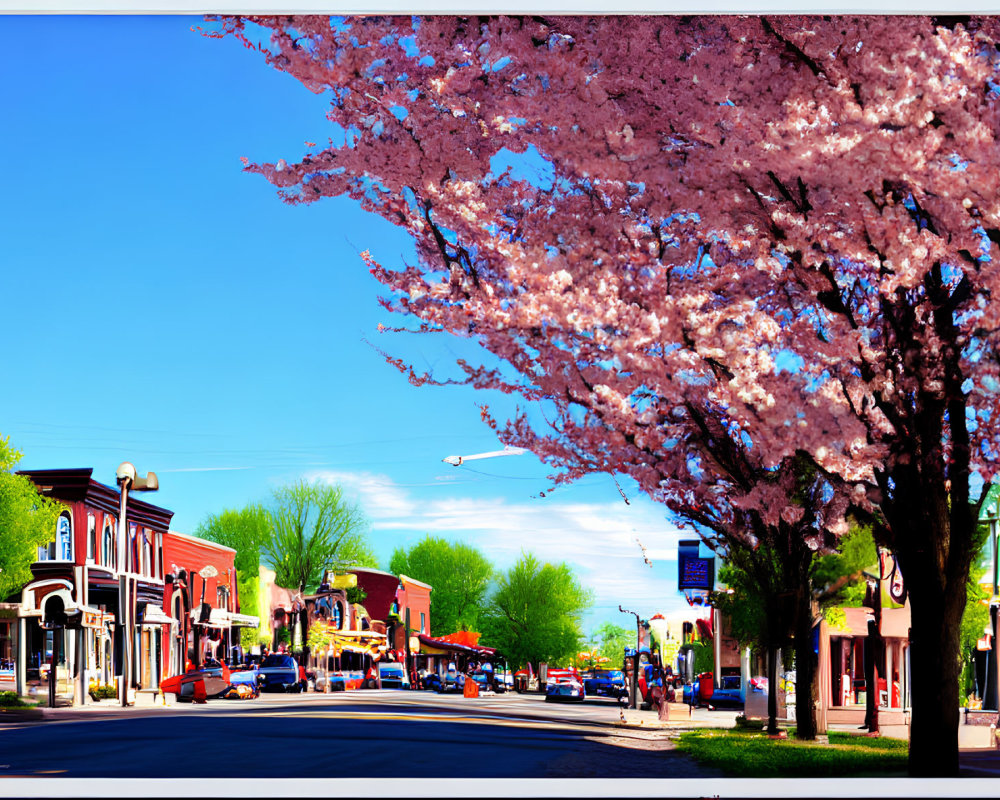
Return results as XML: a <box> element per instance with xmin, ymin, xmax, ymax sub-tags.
<box><xmin>0</xmin><ymin>15</ymin><xmax>707</xmax><ymax>636</ymax></box>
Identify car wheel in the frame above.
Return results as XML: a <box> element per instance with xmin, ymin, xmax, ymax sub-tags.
<box><xmin>364</xmin><ymin>678</ymin><xmax>376</xmax><ymax>690</ymax></box>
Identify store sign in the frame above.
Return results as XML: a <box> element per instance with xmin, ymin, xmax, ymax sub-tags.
<box><xmin>678</xmin><ymin>556</ymin><xmax>715</xmax><ymax>590</ymax></box>
<box><xmin>677</xmin><ymin>539</ymin><xmax>714</xmax><ymax>591</ymax></box>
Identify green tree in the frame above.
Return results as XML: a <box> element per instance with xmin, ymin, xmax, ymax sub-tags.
<box><xmin>0</xmin><ymin>436</ymin><xmax>62</xmax><ymax>602</ymax></box>
<box><xmin>591</xmin><ymin>622</ymin><xmax>632</xmax><ymax>664</ymax></box>
<box><xmin>194</xmin><ymin>504</ymin><xmax>272</xmax><ymax>650</ymax></box>
<box><xmin>479</xmin><ymin>553</ymin><xmax>592</xmax><ymax>670</ymax></box>
<box><xmin>388</xmin><ymin>536</ymin><xmax>494</xmax><ymax>635</ymax></box>
<box><xmin>263</xmin><ymin>481</ymin><xmax>376</xmax><ymax>594</ymax></box>
<box><xmin>959</xmin><ymin>492</ymin><xmax>996</xmax><ymax>703</ymax></box>
<box><xmin>711</xmin><ymin>522</ymin><xmax>878</xmax><ymax>736</ymax></box>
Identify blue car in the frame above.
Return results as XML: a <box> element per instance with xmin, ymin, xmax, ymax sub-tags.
<box><xmin>378</xmin><ymin>662</ymin><xmax>410</xmax><ymax>689</ymax></box>
<box><xmin>256</xmin><ymin>654</ymin><xmax>303</xmax><ymax>693</ymax></box>
<box><xmin>583</xmin><ymin>669</ymin><xmax>626</xmax><ymax>699</ymax></box>
<box><xmin>708</xmin><ymin>675</ymin><xmax>745</xmax><ymax>708</ymax></box>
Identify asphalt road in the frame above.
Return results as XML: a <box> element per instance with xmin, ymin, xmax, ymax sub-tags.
<box><xmin>0</xmin><ymin>690</ymin><xmax>726</xmax><ymax>780</ymax></box>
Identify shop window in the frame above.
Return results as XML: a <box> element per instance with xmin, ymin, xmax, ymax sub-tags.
<box><xmin>86</xmin><ymin>514</ymin><xmax>96</xmax><ymax>563</ymax></box>
<box><xmin>129</xmin><ymin>524</ymin><xmax>138</xmax><ymax>574</ymax></box>
<box><xmin>39</xmin><ymin>512</ymin><xmax>73</xmax><ymax>562</ymax></box>
<box><xmin>102</xmin><ymin>517</ymin><xmax>115</xmax><ymax>569</ymax></box>
<box><xmin>37</xmin><ymin>536</ymin><xmax>54</xmax><ymax>562</ymax></box>
<box><xmin>57</xmin><ymin>514</ymin><xmax>72</xmax><ymax>560</ymax></box>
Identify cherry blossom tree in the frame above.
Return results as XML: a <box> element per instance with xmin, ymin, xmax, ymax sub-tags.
<box><xmin>209</xmin><ymin>15</ymin><xmax>1000</xmax><ymax>774</ymax></box>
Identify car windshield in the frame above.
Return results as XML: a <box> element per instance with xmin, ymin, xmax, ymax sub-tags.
<box><xmin>261</xmin><ymin>655</ymin><xmax>295</xmax><ymax>668</ymax></box>
<box><xmin>380</xmin><ymin>665</ymin><xmax>404</xmax><ymax>676</ymax></box>
<box><xmin>596</xmin><ymin>670</ymin><xmax>623</xmax><ymax>680</ymax></box>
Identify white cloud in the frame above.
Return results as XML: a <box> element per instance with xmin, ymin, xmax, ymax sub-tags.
<box><xmin>308</xmin><ymin>468</ymin><xmax>703</xmax><ymax>632</ymax></box>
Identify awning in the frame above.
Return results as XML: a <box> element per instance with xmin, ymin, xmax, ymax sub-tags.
<box><xmin>190</xmin><ymin>607</ymin><xmax>231</xmax><ymax>629</ymax></box>
<box><xmin>309</xmin><ymin>627</ymin><xmax>387</xmax><ymax>657</ymax></box>
<box><xmin>229</xmin><ymin>612</ymin><xmax>260</xmax><ymax>629</ymax></box>
<box><xmin>416</xmin><ymin>633</ymin><xmax>495</xmax><ymax>657</ymax></box>
<box><xmin>140</xmin><ymin>605</ymin><xmax>178</xmax><ymax>626</ymax></box>
<box><xmin>331</xmin><ymin>574</ymin><xmax>357</xmax><ymax>590</ymax></box>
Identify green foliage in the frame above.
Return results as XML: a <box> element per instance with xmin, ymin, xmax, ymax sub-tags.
<box><xmin>675</xmin><ymin>729</ymin><xmax>908</xmax><ymax>777</ymax></box>
<box><xmin>0</xmin><ymin>690</ymin><xmax>34</xmax><ymax>707</ymax></box>
<box><xmin>0</xmin><ymin>435</ymin><xmax>63</xmax><ymax>602</ymax></box>
<box><xmin>239</xmin><ymin>627</ymin><xmax>258</xmax><ymax>652</ymax></box>
<box><xmin>591</xmin><ymin>622</ymin><xmax>632</xmax><ymax>663</ymax></box>
<box><xmin>194</xmin><ymin>503</ymin><xmax>271</xmax><ymax>636</ymax></box>
<box><xmin>679</xmin><ymin>641</ymin><xmax>715</xmax><ymax>675</ymax></box>
<box><xmin>388</xmin><ymin>536</ymin><xmax>494</xmax><ymax>635</ymax></box>
<box><xmin>87</xmin><ymin>684</ymin><xmax>117</xmax><ymax>701</ymax></box>
<box><xmin>263</xmin><ymin>481</ymin><xmax>377</xmax><ymax>593</ymax></box>
<box><xmin>479</xmin><ymin>552</ymin><xmax>592</xmax><ymax>669</ymax></box>
<box><xmin>345</xmin><ymin>585</ymin><xmax>367</xmax><ymax>606</ymax></box>
<box><xmin>960</xmin><ymin>524</ymin><xmax>992</xmax><ymax>701</ymax></box>
<box><xmin>713</xmin><ymin>522</ymin><xmax>879</xmax><ymax>655</ymax></box>
<box><xmin>813</xmin><ymin>523</ymin><xmax>878</xmax><ymax>611</ymax></box>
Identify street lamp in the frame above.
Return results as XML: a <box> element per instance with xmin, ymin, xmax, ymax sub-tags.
<box><xmin>619</xmin><ymin>605</ymin><xmax>643</xmax><ymax>710</ymax></box>
<box><xmin>115</xmin><ymin>462</ymin><xmax>158</xmax><ymax>708</ymax></box>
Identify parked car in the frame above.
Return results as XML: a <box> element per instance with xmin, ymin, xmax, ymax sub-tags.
<box><xmin>582</xmin><ymin>668</ymin><xmax>627</xmax><ymax>699</ymax></box>
<box><xmin>419</xmin><ymin>672</ymin><xmax>442</xmax><ymax>692</ymax></box>
<box><xmin>544</xmin><ymin>675</ymin><xmax>586</xmax><ymax>703</ymax></box>
<box><xmin>468</xmin><ymin>670</ymin><xmax>500</xmax><ymax>693</ymax></box>
<box><xmin>708</xmin><ymin>675</ymin><xmax>745</xmax><ymax>709</ymax></box>
<box><xmin>435</xmin><ymin>662</ymin><xmax>465</xmax><ymax>693</ymax></box>
<box><xmin>378</xmin><ymin>662</ymin><xmax>410</xmax><ymax>689</ymax></box>
<box><xmin>256</xmin><ymin>654</ymin><xmax>303</xmax><ymax>693</ymax></box>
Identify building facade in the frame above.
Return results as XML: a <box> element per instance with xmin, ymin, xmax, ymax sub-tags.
<box><xmin>8</xmin><ymin>468</ymin><xmax>173</xmax><ymax>705</ymax></box>
<box><xmin>0</xmin><ymin>469</ymin><xmax>256</xmax><ymax>706</ymax></box>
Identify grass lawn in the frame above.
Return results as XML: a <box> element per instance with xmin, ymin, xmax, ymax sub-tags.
<box><xmin>675</xmin><ymin>728</ymin><xmax>908</xmax><ymax>777</ymax></box>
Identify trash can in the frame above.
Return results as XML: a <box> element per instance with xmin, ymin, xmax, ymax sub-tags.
<box><xmin>698</xmin><ymin>672</ymin><xmax>714</xmax><ymax>702</ymax></box>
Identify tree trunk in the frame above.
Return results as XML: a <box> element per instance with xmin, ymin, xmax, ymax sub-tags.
<box><xmin>793</xmin><ymin>591</ymin><xmax>817</xmax><ymax>740</ymax></box>
<box><xmin>886</xmin><ymin>464</ymin><xmax>974</xmax><ymax>775</ymax></box>
<box><xmin>766</xmin><ymin>644</ymin><xmax>779</xmax><ymax>736</ymax></box>
<box><xmin>906</xmin><ymin>580</ymin><xmax>964</xmax><ymax>776</ymax></box>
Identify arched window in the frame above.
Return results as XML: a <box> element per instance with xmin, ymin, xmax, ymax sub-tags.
<box><xmin>87</xmin><ymin>514</ymin><xmax>96</xmax><ymax>563</ymax></box>
<box><xmin>102</xmin><ymin>516</ymin><xmax>115</xmax><ymax>570</ymax></box>
<box><xmin>56</xmin><ymin>513</ymin><xmax>72</xmax><ymax>561</ymax></box>
<box><xmin>129</xmin><ymin>524</ymin><xmax>138</xmax><ymax>574</ymax></box>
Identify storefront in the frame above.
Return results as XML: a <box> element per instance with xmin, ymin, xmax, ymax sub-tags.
<box><xmin>414</xmin><ymin>631</ymin><xmax>497</xmax><ymax>680</ymax></box>
<box><xmin>9</xmin><ymin>468</ymin><xmax>174</xmax><ymax>706</ymax></box>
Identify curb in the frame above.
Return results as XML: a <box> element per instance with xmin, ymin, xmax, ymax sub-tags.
<box><xmin>0</xmin><ymin>706</ymin><xmax>44</xmax><ymax>722</ymax></box>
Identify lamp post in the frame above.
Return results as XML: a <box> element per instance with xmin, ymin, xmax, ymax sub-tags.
<box><xmin>619</xmin><ymin>605</ymin><xmax>642</xmax><ymax>709</ymax></box>
<box><xmin>115</xmin><ymin>462</ymin><xmax>158</xmax><ymax>708</ymax></box>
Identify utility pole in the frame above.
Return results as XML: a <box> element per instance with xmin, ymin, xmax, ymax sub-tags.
<box><xmin>115</xmin><ymin>463</ymin><xmax>158</xmax><ymax>708</ymax></box>
<box><xmin>619</xmin><ymin>605</ymin><xmax>641</xmax><ymax>709</ymax></box>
